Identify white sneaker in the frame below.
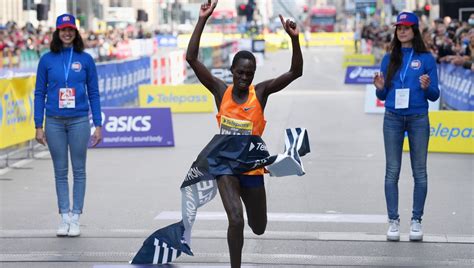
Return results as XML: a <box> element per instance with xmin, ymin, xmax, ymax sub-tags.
<box><xmin>386</xmin><ymin>219</ymin><xmax>400</xmax><ymax>241</ymax></box>
<box><xmin>56</xmin><ymin>218</ymin><xmax>69</xmax><ymax>237</ymax></box>
<box><xmin>68</xmin><ymin>214</ymin><xmax>81</xmax><ymax>237</ymax></box>
<box><xmin>409</xmin><ymin>220</ymin><xmax>423</xmax><ymax>241</ymax></box>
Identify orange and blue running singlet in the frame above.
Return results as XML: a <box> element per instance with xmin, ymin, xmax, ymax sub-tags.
<box><xmin>216</xmin><ymin>85</ymin><xmax>266</xmax><ymax>175</ymax></box>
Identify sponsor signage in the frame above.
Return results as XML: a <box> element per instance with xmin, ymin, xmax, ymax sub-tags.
<box><xmin>403</xmin><ymin>111</ymin><xmax>473</xmax><ymax>154</ymax></box>
<box><xmin>156</xmin><ymin>35</ymin><xmax>178</xmax><ymax>47</ymax></box>
<box><xmin>0</xmin><ymin>76</ymin><xmax>35</xmax><ymax>149</ymax></box>
<box><xmin>342</xmin><ymin>54</ymin><xmax>375</xmax><ymax>68</ymax></box>
<box><xmin>438</xmin><ymin>63</ymin><xmax>473</xmax><ymax>111</ymax></box>
<box><xmin>345</xmin><ymin>66</ymin><xmax>379</xmax><ymax>84</ymax></box>
<box><xmin>138</xmin><ymin>84</ymin><xmax>214</xmax><ymax>113</ymax></box>
<box><xmin>91</xmin><ymin>107</ymin><xmax>174</xmax><ymax>148</ymax></box>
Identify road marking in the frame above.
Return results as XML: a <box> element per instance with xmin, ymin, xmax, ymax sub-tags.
<box><xmin>1</xmin><ymin>229</ymin><xmax>472</xmax><ymax>243</ymax></box>
<box><xmin>155</xmin><ymin>211</ymin><xmax>387</xmax><ymax>223</ymax></box>
<box><xmin>1</xmin><ymin>252</ymin><xmax>473</xmax><ymax>266</ymax></box>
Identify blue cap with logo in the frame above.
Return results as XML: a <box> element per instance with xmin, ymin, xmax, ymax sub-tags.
<box><xmin>56</xmin><ymin>14</ymin><xmax>77</xmax><ymax>29</ymax></box>
<box><xmin>395</xmin><ymin>12</ymin><xmax>419</xmax><ymax>27</ymax></box>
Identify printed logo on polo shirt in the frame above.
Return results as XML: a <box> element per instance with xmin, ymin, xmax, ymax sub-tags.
<box><xmin>410</xmin><ymin>60</ymin><xmax>421</xmax><ymax>70</ymax></box>
<box><xmin>71</xmin><ymin>61</ymin><xmax>82</xmax><ymax>72</ymax></box>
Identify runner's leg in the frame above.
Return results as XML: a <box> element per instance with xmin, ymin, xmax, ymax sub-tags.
<box><xmin>217</xmin><ymin>175</ymin><xmax>244</xmax><ymax>268</ymax></box>
<box><xmin>241</xmin><ymin>185</ymin><xmax>267</xmax><ymax>235</ymax></box>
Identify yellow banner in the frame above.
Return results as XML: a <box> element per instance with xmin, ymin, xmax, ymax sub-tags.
<box><xmin>0</xmin><ymin>76</ymin><xmax>36</xmax><ymax>149</ymax></box>
<box><xmin>403</xmin><ymin>111</ymin><xmax>474</xmax><ymax>154</ymax></box>
<box><xmin>342</xmin><ymin>54</ymin><xmax>376</xmax><ymax>68</ymax></box>
<box><xmin>302</xmin><ymin>32</ymin><xmax>354</xmax><ymax>47</ymax></box>
<box><xmin>178</xmin><ymin>33</ymin><xmax>225</xmax><ymax>48</ymax></box>
<box><xmin>138</xmin><ymin>84</ymin><xmax>214</xmax><ymax>113</ymax></box>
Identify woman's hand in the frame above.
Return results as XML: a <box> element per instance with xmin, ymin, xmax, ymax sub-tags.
<box><xmin>419</xmin><ymin>74</ymin><xmax>430</xmax><ymax>90</ymax></box>
<box><xmin>279</xmin><ymin>14</ymin><xmax>299</xmax><ymax>38</ymax></box>
<box><xmin>199</xmin><ymin>0</ymin><xmax>218</xmax><ymax>19</ymax></box>
<box><xmin>35</xmin><ymin>128</ymin><xmax>47</xmax><ymax>146</ymax></box>
<box><xmin>90</xmin><ymin>126</ymin><xmax>102</xmax><ymax>147</ymax></box>
<box><xmin>374</xmin><ymin>72</ymin><xmax>385</xmax><ymax>90</ymax></box>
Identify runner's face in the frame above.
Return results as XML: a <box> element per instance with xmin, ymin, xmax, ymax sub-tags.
<box><xmin>59</xmin><ymin>27</ymin><xmax>76</xmax><ymax>47</ymax></box>
<box><xmin>232</xmin><ymin>59</ymin><xmax>256</xmax><ymax>91</ymax></box>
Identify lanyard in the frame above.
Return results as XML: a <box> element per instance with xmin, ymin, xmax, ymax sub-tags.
<box><xmin>399</xmin><ymin>49</ymin><xmax>413</xmax><ymax>88</ymax></box>
<box><xmin>62</xmin><ymin>48</ymin><xmax>73</xmax><ymax>87</ymax></box>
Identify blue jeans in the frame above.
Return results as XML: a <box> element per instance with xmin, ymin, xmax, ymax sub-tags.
<box><xmin>45</xmin><ymin>116</ymin><xmax>90</xmax><ymax>214</ymax></box>
<box><xmin>383</xmin><ymin>111</ymin><xmax>430</xmax><ymax>222</ymax></box>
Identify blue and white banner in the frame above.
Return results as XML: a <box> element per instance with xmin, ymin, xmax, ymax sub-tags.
<box><xmin>131</xmin><ymin>128</ymin><xmax>310</xmax><ymax>265</ymax></box>
<box><xmin>438</xmin><ymin>63</ymin><xmax>474</xmax><ymax>111</ymax></box>
<box><xmin>156</xmin><ymin>35</ymin><xmax>178</xmax><ymax>47</ymax></box>
<box><xmin>96</xmin><ymin>57</ymin><xmax>151</xmax><ymax>107</ymax></box>
<box><xmin>344</xmin><ymin>66</ymin><xmax>380</xmax><ymax>84</ymax></box>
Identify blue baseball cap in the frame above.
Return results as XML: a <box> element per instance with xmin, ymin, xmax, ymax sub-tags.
<box><xmin>56</xmin><ymin>14</ymin><xmax>77</xmax><ymax>29</ymax></box>
<box><xmin>395</xmin><ymin>12</ymin><xmax>419</xmax><ymax>27</ymax></box>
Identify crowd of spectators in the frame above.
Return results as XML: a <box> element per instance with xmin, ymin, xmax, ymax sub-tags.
<box><xmin>358</xmin><ymin>13</ymin><xmax>474</xmax><ymax>71</ymax></box>
<box><xmin>2</xmin><ymin>14</ymin><xmax>474</xmax><ymax>71</ymax></box>
<box><xmin>0</xmin><ymin>21</ymin><xmax>154</xmax><ymax>67</ymax></box>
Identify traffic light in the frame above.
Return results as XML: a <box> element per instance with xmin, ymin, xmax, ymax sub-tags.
<box><xmin>238</xmin><ymin>4</ymin><xmax>246</xmax><ymax>16</ymax></box>
<box><xmin>246</xmin><ymin>0</ymin><xmax>255</xmax><ymax>22</ymax></box>
<box><xmin>423</xmin><ymin>4</ymin><xmax>431</xmax><ymax>16</ymax></box>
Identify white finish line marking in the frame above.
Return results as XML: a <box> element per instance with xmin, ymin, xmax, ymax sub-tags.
<box><xmin>155</xmin><ymin>211</ymin><xmax>386</xmax><ymax>223</ymax></box>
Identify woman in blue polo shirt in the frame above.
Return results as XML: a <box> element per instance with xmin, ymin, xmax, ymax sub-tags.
<box><xmin>34</xmin><ymin>14</ymin><xmax>102</xmax><ymax>237</ymax></box>
<box><xmin>374</xmin><ymin>12</ymin><xmax>439</xmax><ymax>242</ymax></box>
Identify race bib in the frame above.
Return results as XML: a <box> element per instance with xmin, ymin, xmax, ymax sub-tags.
<box><xmin>395</xmin><ymin>88</ymin><xmax>409</xmax><ymax>109</ymax></box>
<box><xmin>59</xmin><ymin>88</ymin><xmax>76</xmax><ymax>108</ymax></box>
<box><xmin>220</xmin><ymin>115</ymin><xmax>253</xmax><ymax>135</ymax></box>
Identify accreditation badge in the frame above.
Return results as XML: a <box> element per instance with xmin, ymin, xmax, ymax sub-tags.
<box><xmin>220</xmin><ymin>115</ymin><xmax>253</xmax><ymax>135</ymax></box>
<box><xmin>395</xmin><ymin>88</ymin><xmax>409</xmax><ymax>109</ymax></box>
<box><xmin>59</xmin><ymin>88</ymin><xmax>76</xmax><ymax>108</ymax></box>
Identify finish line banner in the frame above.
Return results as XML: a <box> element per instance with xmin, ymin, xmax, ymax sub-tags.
<box><xmin>91</xmin><ymin>107</ymin><xmax>174</xmax><ymax>148</ymax></box>
<box><xmin>138</xmin><ymin>84</ymin><xmax>214</xmax><ymax>113</ymax></box>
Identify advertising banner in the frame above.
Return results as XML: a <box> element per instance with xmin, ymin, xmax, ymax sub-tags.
<box><xmin>342</xmin><ymin>54</ymin><xmax>375</xmax><ymax>68</ymax></box>
<box><xmin>0</xmin><ymin>76</ymin><xmax>35</xmax><ymax>149</ymax></box>
<box><xmin>403</xmin><ymin>111</ymin><xmax>473</xmax><ymax>154</ymax></box>
<box><xmin>138</xmin><ymin>84</ymin><xmax>214</xmax><ymax>113</ymax></box>
<box><xmin>156</xmin><ymin>35</ymin><xmax>178</xmax><ymax>47</ymax></box>
<box><xmin>303</xmin><ymin>32</ymin><xmax>354</xmax><ymax>47</ymax></box>
<box><xmin>96</xmin><ymin>57</ymin><xmax>151</xmax><ymax>107</ymax></box>
<box><xmin>344</xmin><ymin>66</ymin><xmax>379</xmax><ymax>84</ymax></box>
<box><xmin>92</xmin><ymin>107</ymin><xmax>174</xmax><ymax>148</ymax></box>
<box><xmin>438</xmin><ymin>63</ymin><xmax>473</xmax><ymax>111</ymax></box>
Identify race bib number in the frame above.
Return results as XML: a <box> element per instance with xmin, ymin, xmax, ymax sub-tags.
<box><xmin>395</xmin><ymin>88</ymin><xmax>409</xmax><ymax>109</ymax></box>
<box><xmin>220</xmin><ymin>115</ymin><xmax>253</xmax><ymax>135</ymax></box>
<box><xmin>59</xmin><ymin>88</ymin><xmax>76</xmax><ymax>108</ymax></box>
